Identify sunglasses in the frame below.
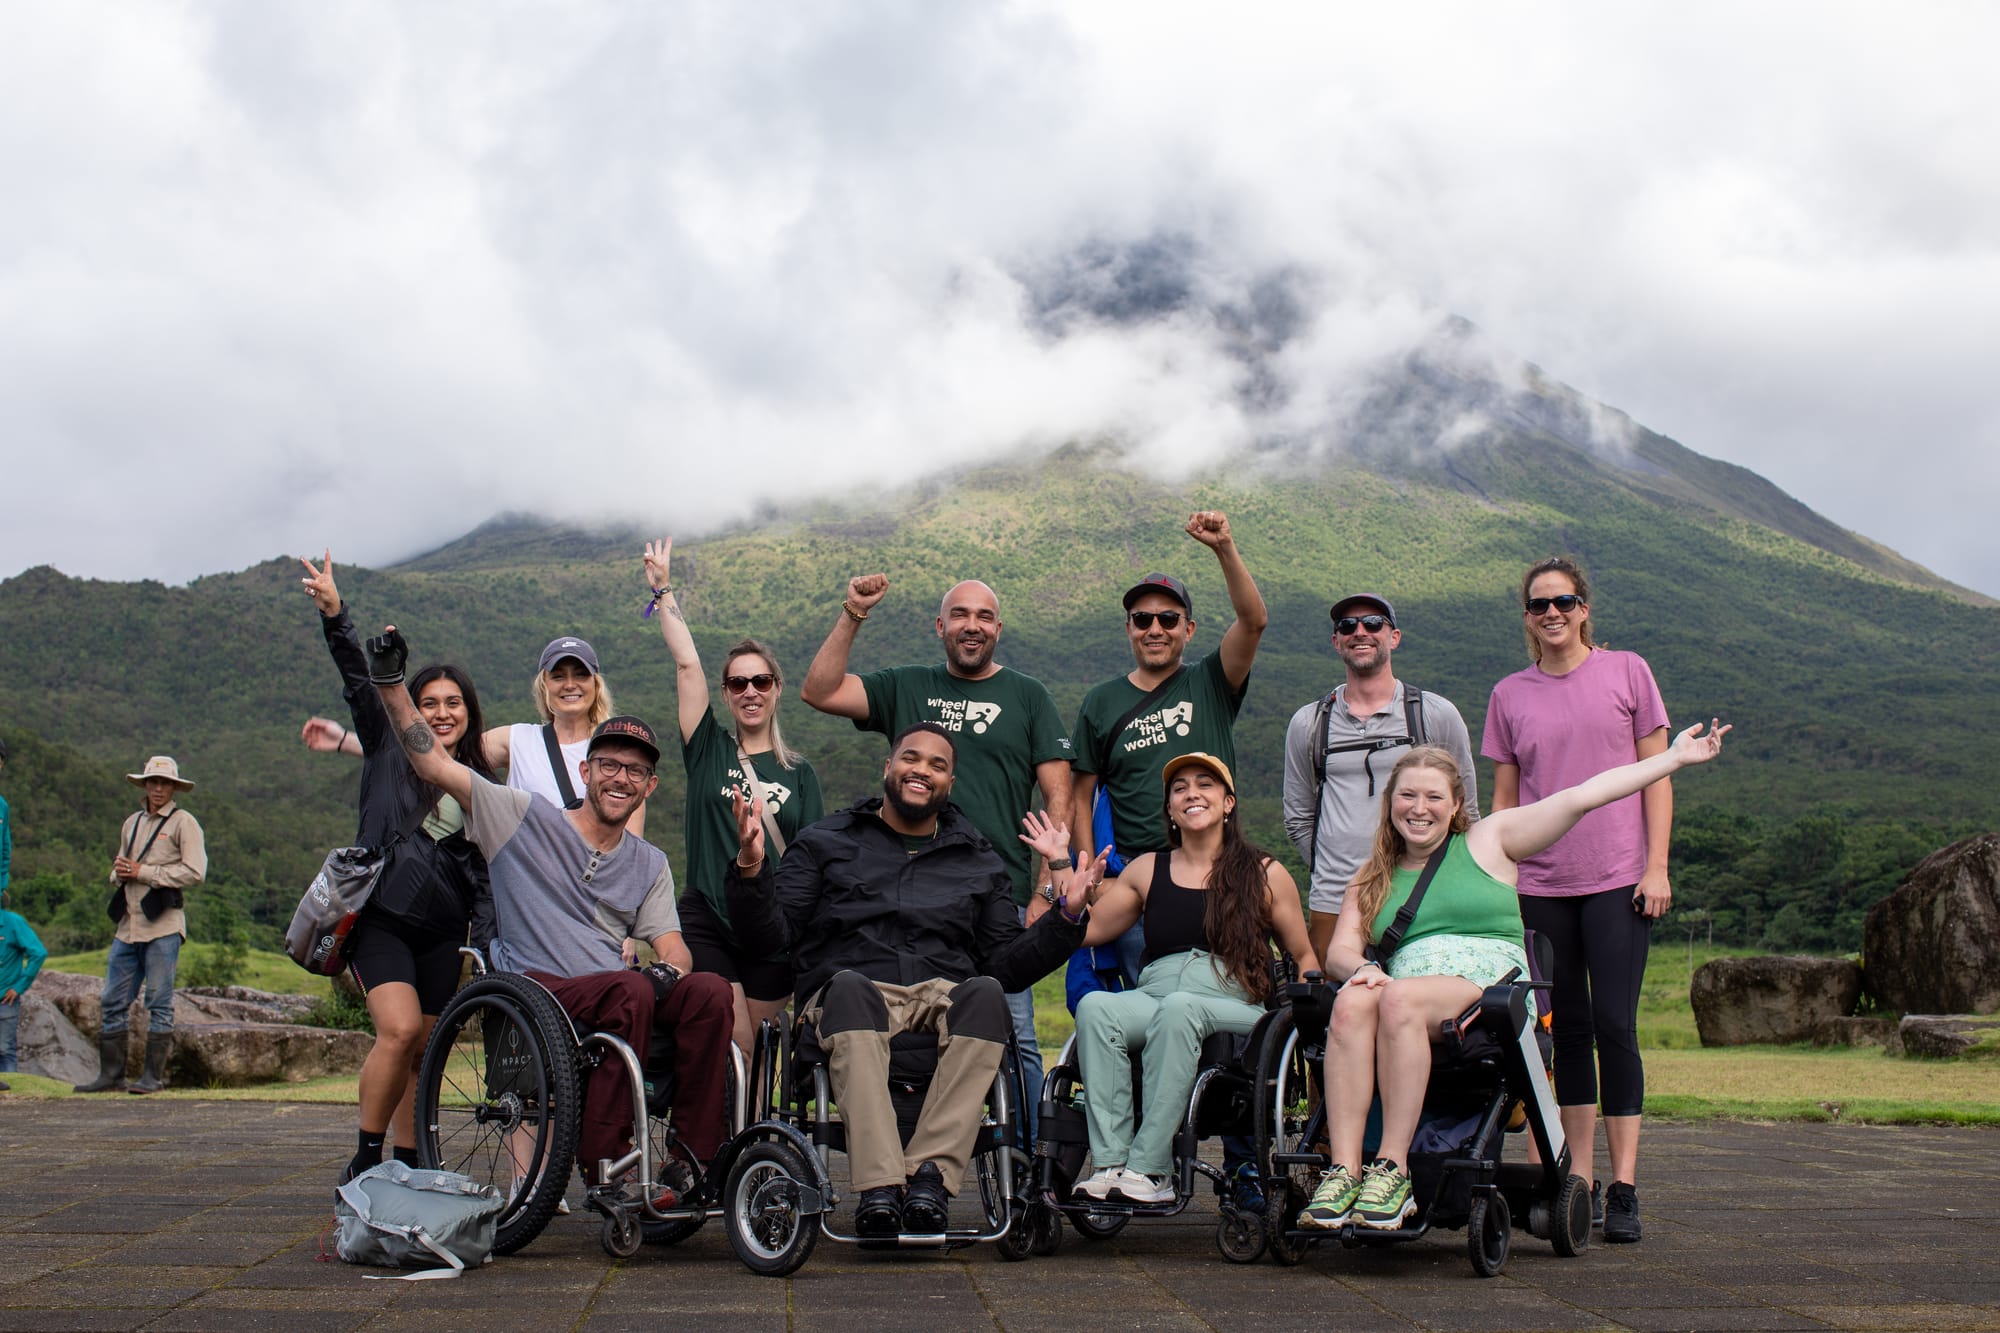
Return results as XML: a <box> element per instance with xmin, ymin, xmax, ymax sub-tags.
<box><xmin>1334</xmin><ymin>615</ymin><xmax>1392</xmax><ymax>635</ymax></box>
<box><xmin>1128</xmin><ymin>610</ymin><xmax>1185</xmax><ymax>630</ymax></box>
<box><xmin>589</xmin><ymin>756</ymin><xmax>656</xmax><ymax>782</ymax></box>
<box><xmin>723</xmin><ymin>673</ymin><xmax>778</xmax><ymax>695</ymax></box>
<box><xmin>1524</xmin><ymin>595</ymin><xmax>1583</xmax><ymax>614</ymax></box>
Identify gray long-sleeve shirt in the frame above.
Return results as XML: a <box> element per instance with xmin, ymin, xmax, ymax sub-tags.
<box><xmin>1281</xmin><ymin>681</ymin><xmax>1479</xmax><ymax>916</ymax></box>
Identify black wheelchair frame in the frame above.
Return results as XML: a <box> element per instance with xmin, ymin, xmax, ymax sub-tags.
<box><xmin>1257</xmin><ymin>965</ymin><xmax>1592</xmax><ymax>1277</ymax></box>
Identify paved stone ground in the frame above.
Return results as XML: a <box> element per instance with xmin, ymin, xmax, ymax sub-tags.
<box><xmin>4</xmin><ymin>1099</ymin><xmax>1999</xmax><ymax>1332</ymax></box>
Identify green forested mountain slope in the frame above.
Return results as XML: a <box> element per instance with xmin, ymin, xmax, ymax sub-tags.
<box><xmin>3</xmin><ymin>411</ymin><xmax>1994</xmax><ymax>955</ymax></box>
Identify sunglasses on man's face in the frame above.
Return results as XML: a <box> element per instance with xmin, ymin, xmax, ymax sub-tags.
<box><xmin>1524</xmin><ymin>595</ymin><xmax>1584</xmax><ymax>615</ymax></box>
<box><xmin>1127</xmin><ymin>610</ymin><xmax>1185</xmax><ymax>631</ymax></box>
<box><xmin>1334</xmin><ymin>615</ymin><xmax>1392</xmax><ymax>635</ymax></box>
<box><xmin>723</xmin><ymin>673</ymin><xmax>778</xmax><ymax>695</ymax></box>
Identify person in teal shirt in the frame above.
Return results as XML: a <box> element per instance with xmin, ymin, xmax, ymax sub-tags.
<box><xmin>1</xmin><ymin>732</ymin><xmax>47</xmax><ymax>1086</ymax></box>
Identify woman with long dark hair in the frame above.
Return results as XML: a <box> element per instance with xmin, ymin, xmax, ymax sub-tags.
<box><xmin>300</xmin><ymin>552</ymin><xmax>496</xmax><ymax>1184</ymax></box>
<box><xmin>642</xmin><ymin>538</ymin><xmax>823</xmax><ymax>1054</ymax></box>
<box><xmin>1482</xmin><ymin>554</ymin><xmax>1672</xmax><ymax>1241</ymax></box>
<box><xmin>1020</xmin><ymin>751</ymin><xmax>1312</xmax><ymax>1205</ymax></box>
<box><xmin>1299</xmin><ymin>724</ymin><xmax>1726</xmax><ymax>1234</ymax></box>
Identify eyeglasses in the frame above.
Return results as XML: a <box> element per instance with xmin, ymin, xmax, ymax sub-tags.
<box><xmin>1524</xmin><ymin>595</ymin><xmax>1583</xmax><ymax>615</ymax></box>
<box><xmin>1334</xmin><ymin>615</ymin><xmax>1392</xmax><ymax>635</ymax></box>
<box><xmin>1127</xmin><ymin>610</ymin><xmax>1185</xmax><ymax>630</ymax></box>
<box><xmin>590</xmin><ymin>756</ymin><xmax>656</xmax><ymax>782</ymax></box>
<box><xmin>723</xmin><ymin>673</ymin><xmax>778</xmax><ymax>695</ymax></box>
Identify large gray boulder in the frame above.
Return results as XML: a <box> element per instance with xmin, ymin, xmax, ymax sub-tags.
<box><xmin>1690</xmin><ymin>955</ymin><xmax>1862</xmax><ymax>1046</ymax></box>
<box><xmin>1899</xmin><ymin>1014</ymin><xmax>2000</xmax><ymax>1060</ymax></box>
<box><xmin>18</xmin><ymin>971</ymin><xmax>369</xmax><ymax>1087</ymax></box>
<box><xmin>1863</xmin><ymin>833</ymin><xmax>2000</xmax><ymax>1016</ymax></box>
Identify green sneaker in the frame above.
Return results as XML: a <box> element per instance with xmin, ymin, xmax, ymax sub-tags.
<box><xmin>1298</xmin><ymin>1164</ymin><xmax>1361</xmax><ymax>1229</ymax></box>
<box><xmin>1352</xmin><ymin>1159</ymin><xmax>1414</xmax><ymax>1230</ymax></box>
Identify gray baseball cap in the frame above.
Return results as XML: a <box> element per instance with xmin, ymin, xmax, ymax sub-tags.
<box><xmin>537</xmin><ymin>636</ymin><xmax>600</xmax><ymax>675</ymax></box>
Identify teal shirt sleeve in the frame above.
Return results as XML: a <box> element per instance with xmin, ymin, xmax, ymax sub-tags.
<box><xmin>0</xmin><ymin>792</ymin><xmax>11</xmax><ymax>892</ymax></box>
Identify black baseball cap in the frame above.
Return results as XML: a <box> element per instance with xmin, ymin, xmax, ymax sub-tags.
<box><xmin>1122</xmin><ymin>573</ymin><xmax>1193</xmax><ymax>616</ymax></box>
<box><xmin>1330</xmin><ymin>593</ymin><xmax>1397</xmax><ymax>626</ymax></box>
<box><xmin>588</xmin><ymin>716</ymin><xmax>661</xmax><ymax>765</ymax></box>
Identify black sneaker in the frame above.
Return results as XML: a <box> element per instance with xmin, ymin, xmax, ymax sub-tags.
<box><xmin>854</xmin><ymin>1185</ymin><xmax>903</xmax><ymax>1238</ymax></box>
<box><xmin>1603</xmin><ymin>1181</ymin><xmax>1641</xmax><ymax>1243</ymax></box>
<box><xmin>1591</xmin><ymin>1180</ymin><xmax>1604</xmax><ymax>1230</ymax></box>
<box><xmin>902</xmin><ymin>1161</ymin><xmax>950</xmax><ymax>1233</ymax></box>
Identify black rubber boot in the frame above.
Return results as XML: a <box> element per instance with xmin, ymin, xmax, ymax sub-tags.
<box><xmin>74</xmin><ymin>1032</ymin><xmax>129</xmax><ymax>1093</ymax></box>
<box><xmin>127</xmin><ymin>1033</ymin><xmax>172</xmax><ymax>1094</ymax></box>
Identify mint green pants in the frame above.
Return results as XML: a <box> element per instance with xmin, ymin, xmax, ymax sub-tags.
<box><xmin>1074</xmin><ymin>950</ymin><xmax>1261</xmax><ymax>1178</ymax></box>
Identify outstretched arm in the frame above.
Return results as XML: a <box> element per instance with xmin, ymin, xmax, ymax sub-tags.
<box><xmin>368</xmin><ymin>626</ymin><xmax>475</xmax><ymax>806</ymax></box>
<box><xmin>1187</xmin><ymin>511</ymin><xmax>1267</xmax><ymax>691</ymax></box>
<box><xmin>1479</xmin><ymin>721</ymin><xmax>1728</xmax><ymax>870</ymax></box>
<box><xmin>799</xmin><ymin>574</ymin><xmax>887</xmax><ymax>719</ymax></box>
<box><xmin>644</xmin><ymin>538</ymin><xmax>709</xmax><ymax>743</ymax></box>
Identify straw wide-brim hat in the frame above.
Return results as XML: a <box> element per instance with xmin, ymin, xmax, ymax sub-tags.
<box><xmin>126</xmin><ymin>755</ymin><xmax>196</xmax><ymax>790</ymax></box>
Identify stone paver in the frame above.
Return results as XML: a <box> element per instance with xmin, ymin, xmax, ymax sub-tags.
<box><xmin>2</xmin><ymin>1099</ymin><xmax>1998</xmax><ymax>1332</ymax></box>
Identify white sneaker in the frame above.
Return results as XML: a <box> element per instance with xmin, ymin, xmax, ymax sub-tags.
<box><xmin>1073</xmin><ymin>1166</ymin><xmax>1122</xmax><ymax>1201</ymax></box>
<box><xmin>1108</xmin><ymin>1169</ymin><xmax>1174</xmax><ymax>1205</ymax></box>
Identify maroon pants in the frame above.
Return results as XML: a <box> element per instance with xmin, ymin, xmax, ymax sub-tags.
<box><xmin>528</xmin><ymin>969</ymin><xmax>733</xmax><ymax>1182</ymax></box>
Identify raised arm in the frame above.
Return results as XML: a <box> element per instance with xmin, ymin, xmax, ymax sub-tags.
<box><xmin>367</xmin><ymin>626</ymin><xmax>475</xmax><ymax>807</ymax></box>
<box><xmin>799</xmin><ymin>574</ymin><xmax>888</xmax><ymax>719</ymax></box>
<box><xmin>1476</xmin><ymin>721</ymin><xmax>1727</xmax><ymax>871</ymax></box>
<box><xmin>643</xmin><ymin>538</ymin><xmax>710</xmax><ymax>743</ymax></box>
<box><xmin>1186</xmin><ymin>511</ymin><xmax>1266</xmax><ymax>691</ymax></box>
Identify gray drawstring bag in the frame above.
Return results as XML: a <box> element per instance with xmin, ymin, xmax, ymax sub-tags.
<box><xmin>334</xmin><ymin>1161</ymin><xmax>507</xmax><ymax>1280</ymax></box>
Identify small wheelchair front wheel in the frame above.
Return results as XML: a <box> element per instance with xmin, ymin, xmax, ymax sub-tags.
<box><xmin>1467</xmin><ymin>1191</ymin><xmax>1511</xmax><ymax>1278</ymax></box>
<box><xmin>724</xmin><ymin>1140</ymin><xmax>820</xmax><ymax>1277</ymax></box>
<box><xmin>601</xmin><ymin>1208</ymin><xmax>642</xmax><ymax>1259</ymax></box>
<box><xmin>1025</xmin><ymin>1199</ymin><xmax>1062</xmax><ymax>1257</ymax></box>
<box><xmin>1215</xmin><ymin>1206</ymin><xmax>1266</xmax><ymax>1264</ymax></box>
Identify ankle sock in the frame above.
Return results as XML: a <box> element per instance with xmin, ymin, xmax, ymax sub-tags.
<box><xmin>391</xmin><ymin>1145</ymin><xmax>421</xmax><ymax>1167</ymax></box>
<box><xmin>344</xmin><ymin>1130</ymin><xmax>387</xmax><ymax>1182</ymax></box>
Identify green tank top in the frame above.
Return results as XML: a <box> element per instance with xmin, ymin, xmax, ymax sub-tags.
<box><xmin>1368</xmin><ymin>836</ymin><xmax>1524</xmax><ymax>953</ymax></box>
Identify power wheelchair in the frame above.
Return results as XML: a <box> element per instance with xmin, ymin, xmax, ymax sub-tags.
<box><xmin>412</xmin><ymin>953</ymin><xmax>779</xmax><ymax>1264</ymax></box>
<box><xmin>718</xmin><ymin>999</ymin><xmax>1043</xmax><ymax>1272</ymax></box>
<box><xmin>1256</xmin><ymin>950</ymin><xmax>1592</xmax><ymax>1277</ymax></box>
<box><xmin>1028</xmin><ymin>960</ymin><xmax>1311</xmax><ymax>1263</ymax></box>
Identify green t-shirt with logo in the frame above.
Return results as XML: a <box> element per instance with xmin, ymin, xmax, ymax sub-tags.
<box><xmin>857</xmin><ymin>662</ymin><xmax>1072</xmax><ymax>904</ymax></box>
<box><xmin>683</xmin><ymin>707</ymin><xmax>824</xmax><ymax>934</ymax></box>
<box><xmin>1073</xmin><ymin>651</ymin><xmax>1247</xmax><ymax>857</ymax></box>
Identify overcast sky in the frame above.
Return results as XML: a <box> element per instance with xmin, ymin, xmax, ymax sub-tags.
<box><xmin>5</xmin><ymin>2</ymin><xmax>1995</xmax><ymax>595</ymax></box>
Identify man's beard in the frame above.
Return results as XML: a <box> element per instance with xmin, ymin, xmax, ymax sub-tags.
<box><xmin>882</xmin><ymin>775</ymin><xmax>950</xmax><ymax>825</ymax></box>
<box><xmin>945</xmin><ymin>634</ymin><xmax>995</xmax><ymax>675</ymax></box>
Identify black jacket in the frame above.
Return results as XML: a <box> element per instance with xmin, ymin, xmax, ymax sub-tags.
<box><xmin>725</xmin><ymin>798</ymin><xmax>1086</xmax><ymax>1006</ymax></box>
<box><xmin>323</xmin><ymin>605</ymin><xmax>492</xmax><ymax>946</ymax></box>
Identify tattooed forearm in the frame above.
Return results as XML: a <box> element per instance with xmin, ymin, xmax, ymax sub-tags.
<box><xmin>666</xmin><ymin>603</ymin><xmax>684</xmax><ymax>622</ymax></box>
<box><xmin>400</xmin><ymin>719</ymin><xmax>436</xmax><ymax>754</ymax></box>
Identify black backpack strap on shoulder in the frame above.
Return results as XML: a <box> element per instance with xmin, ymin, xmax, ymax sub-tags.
<box><xmin>1402</xmin><ymin>683</ymin><xmax>1427</xmax><ymax>747</ymax></box>
<box><xmin>1370</xmin><ymin>833</ymin><xmax>1451</xmax><ymax>966</ymax></box>
<box><xmin>542</xmin><ymin>724</ymin><xmax>582</xmax><ymax>811</ymax></box>
<box><xmin>1304</xmin><ymin>690</ymin><xmax>1338</xmax><ymax>887</ymax></box>
<box><xmin>1093</xmin><ymin>666</ymin><xmax>1187</xmax><ymax>775</ymax></box>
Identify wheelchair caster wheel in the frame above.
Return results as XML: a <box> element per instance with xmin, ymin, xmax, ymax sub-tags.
<box><xmin>1025</xmin><ymin>1200</ymin><xmax>1062</xmax><ymax>1256</ymax></box>
<box><xmin>1215</xmin><ymin>1207</ymin><xmax>1266</xmax><ymax>1264</ymax></box>
<box><xmin>1467</xmin><ymin>1191</ymin><xmax>1511</xmax><ymax>1278</ymax></box>
<box><xmin>601</xmin><ymin>1208</ymin><xmax>642</xmax><ymax>1259</ymax></box>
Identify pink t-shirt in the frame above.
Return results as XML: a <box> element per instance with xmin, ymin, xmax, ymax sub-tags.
<box><xmin>1481</xmin><ymin>649</ymin><xmax>1669</xmax><ymax>898</ymax></box>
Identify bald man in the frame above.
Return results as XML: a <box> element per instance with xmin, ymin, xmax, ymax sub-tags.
<box><xmin>802</xmin><ymin>572</ymin><xmax>1072</xmax><ymax>1126</ymax></box>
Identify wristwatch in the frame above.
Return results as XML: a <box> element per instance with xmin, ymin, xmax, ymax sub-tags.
<box><xmin>1039</xmin><ymin>882</ymin><xmax>1060</xmax><ymax>906</ymax></box>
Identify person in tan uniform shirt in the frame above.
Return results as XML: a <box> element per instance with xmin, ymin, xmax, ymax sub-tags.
<box><xmin>74</xmin><ymin>755</ymin><xmax>207</xmax><ymax>1095</ymax></box>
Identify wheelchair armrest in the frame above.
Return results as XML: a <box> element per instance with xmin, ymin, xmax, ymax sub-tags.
<box><xmin>458</xmin><ymin>946</ymin><xmax>488</xmax><ymax>975</ymax></box>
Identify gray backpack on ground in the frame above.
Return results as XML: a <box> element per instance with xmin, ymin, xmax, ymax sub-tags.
<box><xmin>333</xmin><ymin>1161</ymin><xmax>506</xmax><ymax>1280</ymax></box>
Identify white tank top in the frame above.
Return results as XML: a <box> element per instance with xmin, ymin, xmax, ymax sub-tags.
<box><xmin>505</xmin><ymin>722</ymin><xmax>589</xmax><ymax>808</ymax></box>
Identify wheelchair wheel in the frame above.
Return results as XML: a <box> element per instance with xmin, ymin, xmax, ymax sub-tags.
<box><xmin>1467</xmin><ymin>1190</ymin><xmax>1511</xmax><ymax>1277</ymax></box>
<box><xmin>1025</xmin><ymin>1199</ymin><xmax>1062</xmax><ymax>1256</ymax></box>
<box><xmin>417</xmin><ymin>973</ymin><xmax>580</xmax><ymax>1256</ymax></box>
<box><xmin>995</xmin><ymin>1200</ymin><xmax>1035</xmax><ymax>1262</ymax></box>
<box><xmin>1070</xmin><ymin>1208</ymin><xmax>1130</xmax><ymax>1242</ymax></box>
<box><xmin>724</xmin><ymin>1140</ymin><xmax>820</xmax><ymax>1277</ymax></box>
<box><xmin>602</xmin><ymin>1207</ymin><xmax>642</xmax><ymax>1259</ymax></box>
<box><xmin>1215</xmin><ymin>1206</ymin><xmax>1266</xmax><ymax>1264</ymax></box>
<box><xmin>1550</xmin><ymin>1174</ymin><xmax>1591</xmax><ymax>1258</ymax></box>
<box><xmin>1252</xmin><ymin>1008</ymin><xmax>1322</xmax><ymax>1208</ymax></box>
<box><xmin>1264</xmin><ymin>1178</ymin><xmax>1310</xmax><ymax>1266</ymax></box>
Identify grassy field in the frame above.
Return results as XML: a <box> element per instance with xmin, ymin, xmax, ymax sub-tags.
<box><xmin>20</xmin><ymin>944</ymin><xmax>1998</xmax><ymax>1125</ymax></box>
<box><xmin>46</xmin><ymin>947</ymin><xmax>338</xmax><ymax>1000</ymax></box>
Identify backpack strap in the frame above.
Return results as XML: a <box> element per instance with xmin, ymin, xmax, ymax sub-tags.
<box><xmin>542</xmin><ymin>725</ymin><xmax>582</xmax><ymax>811</ymax></box>
<box><xmin>1093</xmin><ymin>666</ymin><xmax>1187</xmax><ymax>775</ymax></box>
<box><xmin>1368</xmin><ymin>833</ymin><xmax>1451</xmax><ymax>966</ymax></box>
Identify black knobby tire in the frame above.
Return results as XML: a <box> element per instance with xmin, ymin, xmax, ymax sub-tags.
<box><xmin>1551</xmin><ymin>1173</ymin><xmax>1591</xmax><ymax>1258</ymax></box>
<box><xmin>1215</xmin><ymin>1206</ymin><xmax>1266</xmax><ymax>1264</ymax></box>
<box><xmin>1264</xmin><ymin>1179</ymin><xmax>1310</xmax><ymax>1267</ymax></box>
<box><xmin>1467</xmin><ymin>1191</ymin><xmax>1511</xmax><ymax>1278</ymax></box>
<box><xmin>724</xmin><ymin>1140</ymin><xmax>820</xmax><ymax>1277</ymax></box>
<box><xmin>416</xmin><ymin>972</ymin><xmax>581</xmax><ymax>1256</ymax></box>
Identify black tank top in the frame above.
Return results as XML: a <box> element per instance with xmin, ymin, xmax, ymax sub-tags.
<box><xmin>1140</xmin><ymin>851</ymin><xmax>1210</xmax><ymax>968</ymax></box>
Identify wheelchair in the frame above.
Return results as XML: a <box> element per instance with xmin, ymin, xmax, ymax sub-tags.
<box><xmin>1255</xmin><ymin>955</ymin><xmax>1593</xmax><ymax>1278</ymax></box>
<box><xmin>412</xmin><ymin>954</ymin><xmax>772</xmax><ymax>1263</ymax></box>
<box><xmin>719</xmin><ymin>996</ymin><xmax>1042</xmax><ymax>1271</ymax></box>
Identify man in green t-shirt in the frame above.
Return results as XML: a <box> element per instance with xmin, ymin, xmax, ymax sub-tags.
<box><xmin>801</xmin><ymin>574</ymin><xmax>1073</xmax><ymax>1126</ymax></box>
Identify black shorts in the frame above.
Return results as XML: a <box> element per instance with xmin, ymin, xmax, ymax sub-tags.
<box><xmin>347</xmin><ymin>913</ymin><xmax>463</xmax><ymax>1016</ymax></box>
<box><xmin>678</xmin><ymin>890</ymin><xmax>792</xmax><ymax>1004</ymax></box>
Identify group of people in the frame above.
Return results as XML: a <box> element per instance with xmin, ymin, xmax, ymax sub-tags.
<box><xmin>23</xmin><ymin>513</ymin><xmax>1727</xmax><ymax>1254</ymax></box>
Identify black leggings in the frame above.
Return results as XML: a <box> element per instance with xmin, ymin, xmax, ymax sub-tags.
<box><xmin>1519</xmin><ymin>885</ymin><xmax>1649</xmax><ymax>1116</ymax></box>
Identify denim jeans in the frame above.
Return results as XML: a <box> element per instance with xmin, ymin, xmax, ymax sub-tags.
<box><xmin>0</xmin><ymin>1000</ymin><xmax>18</xmax><ymax>1071</ymax></box>
<box><xmin>1008</xmin><ymin>906</ymin><xmax>1045</xmax><ymax>1141</ymax></box>
<box><xmin>101</xmin><ymin>934</ymin><xmax>183</xmax><ymax>1035</ymax></box>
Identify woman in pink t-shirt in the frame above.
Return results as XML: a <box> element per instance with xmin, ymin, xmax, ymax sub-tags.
<box><xmin>1481</xmin><ymin>556</ymin><xmax>1670</xmax><ymax>1245</ymax></box>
